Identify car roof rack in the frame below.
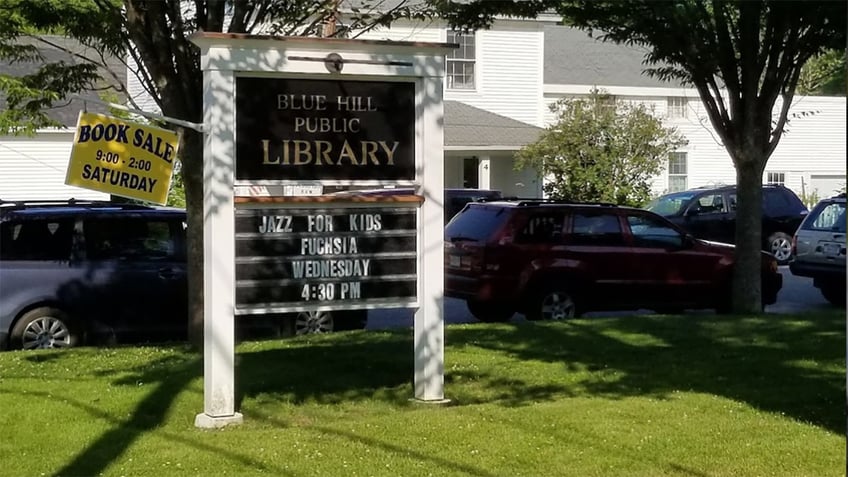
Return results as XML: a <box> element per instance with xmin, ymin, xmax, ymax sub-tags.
<box><xmin>488</xmin><ymin>197</ymin><xmax>618</xmax><ymax>207</ymax></box>
<box><xmin>0</xmin><ymin>198</ymin><xmax>155</xmax><ymax>213</ymax></box>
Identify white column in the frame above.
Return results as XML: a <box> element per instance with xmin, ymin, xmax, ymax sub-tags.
<box><xmin>414</xmin><ymin>76</ymin><xmax>447</xmax><ymax>403</ymax></box>
<box><xmin>478</xmin><ymin>155</ymin><xmax>491</xmax><ymax>190</ymax></box>
<box><xmin>195</xmin><ymin>67</ymin><xmax>243</xmax><ymax>428</ymax></box>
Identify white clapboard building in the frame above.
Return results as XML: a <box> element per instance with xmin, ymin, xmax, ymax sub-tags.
<box><xmin>2</xmin><ymin>21</ymin><xmax>845</xmax><ymax>201</ymax></box>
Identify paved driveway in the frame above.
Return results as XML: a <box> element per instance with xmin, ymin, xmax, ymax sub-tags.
<box><xmin>366</xmin><ymin>267</ymin><xmax>837</xmax><ymax>331</ymax></box>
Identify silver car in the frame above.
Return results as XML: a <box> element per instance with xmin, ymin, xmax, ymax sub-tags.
<box><xmin>789</xmin><ymin>193</ymin><xmax>846</xmax><ymax>306</ymax></box>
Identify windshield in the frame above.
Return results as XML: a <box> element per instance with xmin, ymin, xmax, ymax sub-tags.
<box><xmin>646</xmin><ymin>192</ymin><xmax>695</xmax><ymax>216</ymax></box>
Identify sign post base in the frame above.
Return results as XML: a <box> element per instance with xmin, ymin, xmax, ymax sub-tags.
<box><xmin>194</xmin><ymin>412</ymin><xmax>244</xmax><ymax>429</ymax></box>
<box><xmin>409</xmin><ymin>398</ymin><xmax>452</xmax><ymax>405</ymax></box>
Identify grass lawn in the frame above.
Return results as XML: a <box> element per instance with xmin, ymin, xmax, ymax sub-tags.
<box><xmin>0</xmin><ymin>310</ymin><xmax>844</xmax><ymax>477</ymax></box>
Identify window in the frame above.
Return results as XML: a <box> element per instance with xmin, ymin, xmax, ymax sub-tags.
<box><xmin>668</xmin><ymin>152</ymin><xmax>688</xmax><ymax>192</ymax></box>
<box><xmin>627</xmin><ymin>214</ymin><xmax>685</xmax><ymax>249</ymax></box>
<box><xmin>766</xmin><ymin>172</ymin><xmax>785</xmax><ymax>186</ymax></box>
<box><xmin>447</xmin><ymin>30</ymin><xmax>475</xmax><ymax>89</ymax></box>
<box><xmin>0</xmin><ymin>219</ymin><xmax>74</xmax><ymax>260</ymax></box>
<box><xmin>667</xmin><ymin>97</ymin><xmax>688</xmax><ymax>119</ymax></box>
<box><xmin>84</xmin><ymin>218</ymin><xmax>177</xmax><ymax>261</ymax></box>
<box><xmin>806</xmin><ymin>203</ymin><xmax>846</xmax><ymax>232</ymax></box>
<box><xmin>516</xmin><ymin>212</ymin><xmax>565</xmax><ymax>244</ymax></box>
<box><xmin>763</xmin><ymin>189</ymin><xmax>792</xmax><ymax>216</ymax></box>
<box><xmin>463</xmin><ymin>157</ymin><xmax>479</xmax><ymax>188</ymax></box>
<box><xmin>691</xmin><ymin>193</ymin><xmax>725</xmax><ymax>214</ymax></box>
<box><xmin>570</xmin><ymin>213</ymin><xmax>624</xmax><ymax>246</ymax></box>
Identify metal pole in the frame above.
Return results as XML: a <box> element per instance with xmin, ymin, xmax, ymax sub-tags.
<box><xmin>68</xmin><ymin>94</ymin><xmax>204</xmax><ymax>132</ymax></box>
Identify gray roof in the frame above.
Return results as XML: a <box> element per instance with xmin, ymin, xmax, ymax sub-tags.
<box><xmin>0</xmin><ymin>35</ymin><xmax>127</xmax><ymax>128</ymax></box>
<box><xmin>544</xmin><ymin>25</ymin><xmax>679</xmax><ymax>88</ymax></box>
<box><xmin>444</xmin><ymin>101</ymin><xmax>542</xmax><ymax>148</ymax></box>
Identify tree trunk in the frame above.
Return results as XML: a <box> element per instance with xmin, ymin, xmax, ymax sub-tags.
<box><xmin>179</xmin><ymin>128</ymin><xmax>205</xmax><ymax>348</ymax></box>
<box><xmin>732</xmin><ymin>157</ymin><xmax>765</xmax><ymax>313</ymax></box>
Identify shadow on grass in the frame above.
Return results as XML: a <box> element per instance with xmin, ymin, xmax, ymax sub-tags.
<box><xmin>35</xmin><ymin>310</ymin><xmax>843</xmax><ymax>476</ymax></box>
<box><xmin>444</xmin><ymin>312</ymin><xmax>846</xmax><ymax>434</ymax></box>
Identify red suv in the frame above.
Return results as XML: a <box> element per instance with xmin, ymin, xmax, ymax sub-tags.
<box><xmin>444</xmin><ymin>199</ymin><xmax>783</xmax><ymax>322</ymax></box>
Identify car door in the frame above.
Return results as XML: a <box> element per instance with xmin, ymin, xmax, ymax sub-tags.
<box><xmin>82</xmin><ymin>215</ymin><xmax>187</xmax><ymax>337</ymax></box>
<box><xmin>565</xmin><ymin>211</ymin><xmax>635</xmax><ymax>308</ymax></box>
<box><xmin>624</xmin><ymin>212</ymin><xmax>723</xmax><ymax>308</ymax></box>
<box><xmin>681</xmin><ymin>191</ymin><xmax>733</xmax><ymax>243</ymax></box>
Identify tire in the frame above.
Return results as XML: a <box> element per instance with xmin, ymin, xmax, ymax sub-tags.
<box><xmin>293</xmin><ymin>309</ymin><xmax>335</xmax><ymax>335</ymax></box>
<box><xmin>333</xmin><ymin>310</ymin><xmax>368</xmax><ymax>331</ymax></box>
<box><xmin>526</xmin><ymin>285</ymin><xmax>579</xmax><ymax>321</ymax></box>
<box><xmin>767</xmin><ymin>232</ymin><xmax>793</xmax><ymax>265</ymax></box>
<box><xmin>11</xmin><ymin>307</ymin><xmax>79</xmax><ymax>350</ymax></box>
<box><xmin>820</xmin><ymin>284</ymin><xmax>847</xmax><ymax>307</ymax></box>
<box><xmin>466</xmin><ymin>300</ymin><xmax>514</xmax><ymax>323</ymax></box>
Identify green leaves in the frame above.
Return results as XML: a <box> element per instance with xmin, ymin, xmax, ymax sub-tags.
<box><xmin>516</xmin><ymin>89</ymin><xmax>686</xmax><ymax>207</ymax></box>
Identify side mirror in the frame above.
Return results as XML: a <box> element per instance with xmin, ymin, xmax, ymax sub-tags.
<box><xmin>684</xmin><ymin>207</ymin><xmax>699</xmax><ymax>217</ymax></box>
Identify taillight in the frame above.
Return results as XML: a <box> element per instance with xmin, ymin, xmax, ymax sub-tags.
<box><xmin>791</xmin><ymin>234</ymin><xmax>798</xmax><ymax>256</ymax></box>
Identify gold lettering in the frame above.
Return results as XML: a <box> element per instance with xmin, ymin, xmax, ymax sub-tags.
<box><xmin>379</xmin><ymin>141</ymin><xmax>400</xmax><ymax>165</ymax></box>
<box><xmin>314</xmin><ymin>140</ymin><xmax>333</xmax><ymax>165</ymax></box>
<box><xmin>294</xmin><ymin>140</ymin><xmax>312</xmax><ymax>165</ymax></box>
<box><xmin>264</xmin><ymin>139</ymin><xmax>402</xmax><ymax>167</ymax></box>
<box><xmin>282</xmin><ymin>140</ymin><xmax>291</xmax><ymax>165</ymax></box>
<box><xmin>261</xmin><ymin>139</ymin><xmax>279</xmax><ymax>164</ymax></box>
<box><xmin>338</xmin><ymin>140</ymin><xmax>359</xmax><ymax>166</ymax></box>
<box><xmin>361</xmin><ymin>141</ymin><xmax>380</xmax><ymax>166</ymax></box>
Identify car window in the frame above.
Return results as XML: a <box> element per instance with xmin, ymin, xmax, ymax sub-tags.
<box><xmin>570</xmin><ymin>213</ymin><xmax>624</xmax><ymax>246</ymax></box>
<box><xmin>445</xmin><ymin>204</ymin><xmax>510</xmax><ymax>242</ymax></box>
<box><xmin>727</xmin><ymin>193</ymin><xmax>737</xmax><ymax>211</ymax></box>
<box><xmin>84</xmin><ymin>217</ymin><xmax>178</xmax><ymax>261</ymax></box>
<box><xmin>627</xmin><ymin>214</ymin><xmax>685</xmax><ymax>249</ymax></box>
<box><xmin>646</xmin><ymin>192</ymin><xmax>694</xmax><ymax>216</ymax></box>
<box><xmin>803</xmin><ymin>202</ymin><xmax>846</xmax><ymax>233</ymax></box>
<box><xmin>0</xmin><ymin>219</ymin><xmax>74</xmax><ymax>261</ymax></box>
<box><xmin>690</xmin><ymin>193</ymin><xmax>725</xmax><ymax>214</ymax></box>
<box><xmin>763</xmin><ymin>189</ymin><xmax>792</xmax><ymax>216</ymax></box>
<box><xmin>515</xmin><ymin>211</ymin><xmax>565</xmax><ymax>244</ymax></box>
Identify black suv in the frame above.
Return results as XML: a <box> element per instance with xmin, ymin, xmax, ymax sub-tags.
<box><xmin>646</xmin><ymin>184</ymin><xmax>808</xmax><ymax>264</ymax></box>
<box><xmin>444</xmin><ymin>199</ymin><xmax>782</xmax><ymax>322</ymax></box>
<box><xmin>0</xmin><ymin>200</ymin><xmax>365</xmax><ymax>350</ymax></box>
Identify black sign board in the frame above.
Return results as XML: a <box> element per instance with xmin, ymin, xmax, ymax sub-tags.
<box><xmin>235</xmin><ymin>77</ymin><xmax>415</xmax><ymax>181</ymax></box>
<box><xmin>234</xmin><ymin>206</ymin><xmax>418</xmax><ymax>314</ymax></box>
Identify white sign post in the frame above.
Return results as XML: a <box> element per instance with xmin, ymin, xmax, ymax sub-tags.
<box><xmin>190</xmin><ymin>33</ymin><xmax>453</xmax><ymax>428</ymax></box>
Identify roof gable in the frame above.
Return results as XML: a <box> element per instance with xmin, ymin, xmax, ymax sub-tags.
<box><xmin>444</xmin><ymin>101</ymin><xmax>541</xmax><ymax>148</ymax></box>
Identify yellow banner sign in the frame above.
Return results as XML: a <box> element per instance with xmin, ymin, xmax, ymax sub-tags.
<box><xmin>65</xmin><ymin>112</ymin><xmax>180</xmax><ymax>205</ymax></box>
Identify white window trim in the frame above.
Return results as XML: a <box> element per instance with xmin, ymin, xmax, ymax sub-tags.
<box><xmin>667</xmin><ymin>97</ymin><xmax>688</xmax><ymax>119</ymax></box>
<box><xmin>766</xmin><ymin>171</ymin><xmax>786</xmax><ymax>186</ymax></box>
<box><xmin>446</xmin><ymin>30</ymin><xmax>477</xmax><ymax>91</ymax></box>
<box><xmin>668</xmin><ymin>152</ymin><xmax>688</xmax><ymax>192</ymax></box>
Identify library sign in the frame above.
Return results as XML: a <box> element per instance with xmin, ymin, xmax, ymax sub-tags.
<box><xmin>234</xmin><ymin>204</ymin><xmax>417</xmax><ymax>314</ymax></box>
<box><xmin>235</xmin><ymin>77</ymin><xmax>415</xmax><ymax>181</ymax></box>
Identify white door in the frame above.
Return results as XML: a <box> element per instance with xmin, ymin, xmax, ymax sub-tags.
<box><xmin>809</xmin><ymin>175</ymin><xmax>846</xmax><ymax>198</ymax></box>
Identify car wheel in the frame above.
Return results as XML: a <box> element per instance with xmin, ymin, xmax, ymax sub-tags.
<box><xmin>527</xmin><ymin>286</ymin><xmax>578</xmax><ymax>321</ymax></box>
<box><xmin>333</xmin><ymin>310</ymin><xmax>368</xmax><ymax>331</ymax></box>
<box><xmin>820</xmin><ymin>284</ymin><xmax>846</xmax><ymax>307</ymax></box>
<box><xmin>466</xmin><ymin>300</ymin><xmax>514</xmax><ymax>323</ymax></box>
<box><xmin>293</xmin><ymin>309</ymin><xmax>335</xmax><ymax>335</ymax></box>
<box><xmin>767</xmin><ymin>232</ymin><xmax>793</xmax><ymax>265</ymax></box>
<box><xmin>11</xmin><ymin>307</ymin><xmax>79</xmax><ymax>350</ymax></box>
